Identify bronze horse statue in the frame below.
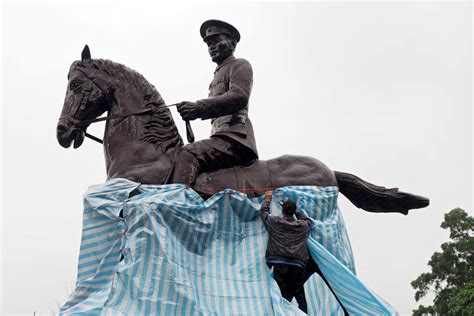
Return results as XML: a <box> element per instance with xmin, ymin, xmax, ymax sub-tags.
<box><xmin>57</xmin><ymin>46</ymin><xmax>429</xmax><ymax>214</ymax></box>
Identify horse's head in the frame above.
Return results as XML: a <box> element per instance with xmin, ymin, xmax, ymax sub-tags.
<box><xmin>57</xmin><ymin>45</ymin><xmax>111</xmax><ymax>148</ymax></box>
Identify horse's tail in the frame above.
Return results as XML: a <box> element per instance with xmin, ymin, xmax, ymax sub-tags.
<box><xmin>334</xmin><ymin>171</ymin><xmax>429</xmax><ymax>215</ymax></box>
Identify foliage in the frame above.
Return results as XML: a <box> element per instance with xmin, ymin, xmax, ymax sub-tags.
<box><xmin>411</xmin><ymin>208</ymin><xmax>474</xmax><ymax>315</ymax></box>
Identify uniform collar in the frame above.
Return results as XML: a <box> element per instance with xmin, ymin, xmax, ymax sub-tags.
<box><xmin>214</xmin><ymin>55</ymin><xmax>236</xmax><ymax>73</ymax></box>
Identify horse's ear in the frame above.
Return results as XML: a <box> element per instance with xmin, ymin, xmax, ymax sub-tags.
<box><xmin>81</xmin><ymin>45</ymin><xmax>91</xmax><ymax>62</ymax></box>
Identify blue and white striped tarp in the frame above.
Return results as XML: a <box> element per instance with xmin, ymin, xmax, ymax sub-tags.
<box><xmin>60</xmin><ymin>178</ymin><xmax>397</xmax><ymax>315</ymax></box>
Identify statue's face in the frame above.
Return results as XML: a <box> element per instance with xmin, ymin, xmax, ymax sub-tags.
<box><xmin>205</xmin><ymin>34</ymin><xmax>236</xmax><ymax>64</ymax></box>
<box><xmin>57</xmin><ymin>68</ymin><xmax>108</xmax><ymax>149</ymax></box>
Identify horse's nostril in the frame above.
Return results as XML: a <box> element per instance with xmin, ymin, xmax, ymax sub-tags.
<box><xmin>57</xmin><ymin>123</ymin><xmax>68</xmax><ymax>134</ymax></box>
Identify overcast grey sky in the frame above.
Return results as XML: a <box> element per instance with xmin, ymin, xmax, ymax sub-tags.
<box><xmin>1</xmin><ymin>1</ymin><xmax>472</xmax><ymax>315</ymax></box>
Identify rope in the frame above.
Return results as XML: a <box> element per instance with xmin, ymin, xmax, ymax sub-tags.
<box><xmin>187</xmin><ymin>184</ymin><xmax>280</xmax><ymax>195</ymax></box>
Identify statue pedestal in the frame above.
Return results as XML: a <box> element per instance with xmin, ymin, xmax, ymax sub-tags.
<box><xmin>60</xmin><ymin>179</ymin><xmax>396</xmax><ymax>315</ymax></box>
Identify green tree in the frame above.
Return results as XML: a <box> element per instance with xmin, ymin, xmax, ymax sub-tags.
<box><xmin>411</xmin><ymin>208</ymin><xmax>474</xmax><ymax>315</ymax></box>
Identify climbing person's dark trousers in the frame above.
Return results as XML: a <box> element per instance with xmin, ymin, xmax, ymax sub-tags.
<box><xmin>272</xmin><ymin>263</ymin><xmax>308</xmax><ymax>313</ymax></box>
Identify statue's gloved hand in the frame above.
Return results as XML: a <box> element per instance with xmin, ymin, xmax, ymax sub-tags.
<box><xmin>177</xmin><ymin>101</ymin><xmax>201</xmax><ymax>121</ymax></box>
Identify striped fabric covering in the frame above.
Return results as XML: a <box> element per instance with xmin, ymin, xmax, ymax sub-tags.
<box><xmin>60</xmin><ymin>178</ymin><xmax>397</xmax><ymax>315</ymax></box>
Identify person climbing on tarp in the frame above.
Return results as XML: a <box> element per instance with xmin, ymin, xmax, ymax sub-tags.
<box><xmin>260</xmin><ymin>191</ymin><xmax>312</xmax><ymax>313</ymax></box>
<box><xmin>260</xmin><ymin>191</ymin><xmax>350</xmax><ymax>315</ymax></box>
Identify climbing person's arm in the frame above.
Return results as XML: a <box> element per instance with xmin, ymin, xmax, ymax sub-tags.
<box><xmin>260</xmin><ymin>191</ymin><xmax>273</xmax><ymax>226</ymax></box>
<box><xmin>295</xmin><ymin>209</ymin><xmax>312</xmax><ymax>228</ymax></box>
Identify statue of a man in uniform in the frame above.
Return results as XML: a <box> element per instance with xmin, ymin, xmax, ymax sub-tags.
<box><xmin>173</xmin><ymin>19</ymin><xmax>258</xmax><ymax>186</ymax></box>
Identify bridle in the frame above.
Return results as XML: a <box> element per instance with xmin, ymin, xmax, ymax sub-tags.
<box><xmin>60</xmin><ymin>67</ymin><xmax>194</xmax><ymax>145</ymax></box>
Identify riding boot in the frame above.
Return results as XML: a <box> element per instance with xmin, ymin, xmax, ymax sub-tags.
<box><xmin>172</xmin><ymin>150</ymin><xmax>200</xmax><ymax>186</ymax></box>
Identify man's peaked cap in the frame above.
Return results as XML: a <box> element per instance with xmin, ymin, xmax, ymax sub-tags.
<box><xmin>200</xmin><ymin>19</ymin><xmax>241</xmax><ymax>43</ymax></box>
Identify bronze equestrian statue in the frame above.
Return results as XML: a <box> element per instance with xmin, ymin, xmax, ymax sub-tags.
<box><xmin>56</xmin><ymin>20</ymin><xmax>429</xmax><ymax>215</ymax></box>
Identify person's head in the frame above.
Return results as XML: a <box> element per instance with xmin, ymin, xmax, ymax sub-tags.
<box><xmin>200</xmin><ymin>20</ymin><xmax>240</xmax><ymax>64</ymax></box>
<box><xmin>280</xmin><ymin>199</ymin><xmax>297</xmax><ymax>217</ymax></box>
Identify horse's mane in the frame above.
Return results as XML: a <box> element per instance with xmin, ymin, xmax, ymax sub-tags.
<box><xmin>70</xmin><ymin>59</ymin><xmax>183</xmax><ymax>151</ymax></box>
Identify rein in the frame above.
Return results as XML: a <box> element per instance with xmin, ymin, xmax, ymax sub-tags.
<box><xmin>75</xmin><ymin>103</ymin><xmax>195</xmax><ymax>145</ymax></box>
<box><xmin>78</xmin><ymin>108</ymin><xmax>155</xmax><ymax>144</ymax></box>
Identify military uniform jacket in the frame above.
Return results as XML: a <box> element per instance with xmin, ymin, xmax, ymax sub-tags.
<box><xmin>197</xmin><ymin>56</ymin><xmax>258</xmax><ymax>157</ymax></box>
